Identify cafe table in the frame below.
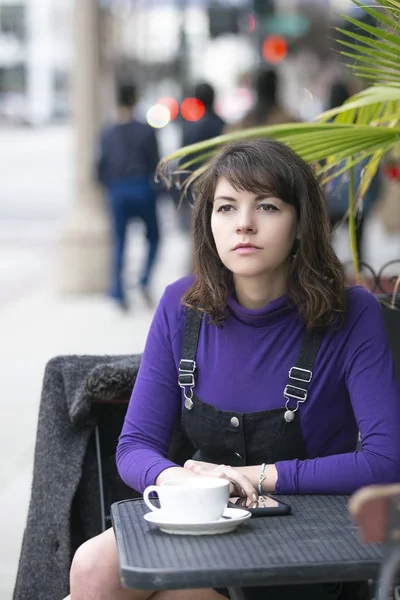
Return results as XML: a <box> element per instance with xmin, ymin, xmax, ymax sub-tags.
<box><xmin>111</xmin><ymin>495</ymin><xmax>384</xmax><ymax>600</ymax></box>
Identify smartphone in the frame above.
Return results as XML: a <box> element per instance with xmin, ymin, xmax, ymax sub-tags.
<box><xmin>228</xmin><ymin>494</ymin><xmax>292</xmax><ymax>517</ymax></box>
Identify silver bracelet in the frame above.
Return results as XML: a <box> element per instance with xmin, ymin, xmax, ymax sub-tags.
<box><xmin>258</xmin><ymin>462</ymin><xmax>266</xmax><ymax>496</ymax></box>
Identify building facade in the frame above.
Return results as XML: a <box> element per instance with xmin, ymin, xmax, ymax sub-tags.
<box><xmin>0</xmin><ymin>0</ymin><xmax>72</xmax><ymax>124</ymax></box>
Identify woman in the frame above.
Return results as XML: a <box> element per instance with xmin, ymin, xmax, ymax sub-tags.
<box><xmin>68</xmin><ymin>140</ymin><xmax>400</xmax><ymax>600</ymax></box>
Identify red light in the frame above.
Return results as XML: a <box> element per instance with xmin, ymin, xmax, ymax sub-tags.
<box><xmin>180</xmin><ymin>98</ymin><xmax>205</xmax><ymax>122</ymax></box>
<box><xmin>248</xmin><ymin>14</ymin><xmax>256</xmax><ymax>34</ymax></box>
<box><xmin>157</xmin><ymin>96</ymin><xmax>179</xmax><ymax>121</ymax></box>
<box><xmin>262</xmin><ymin>36</ymin><xmax>288</xmax><ymax>64</ymax></box>
<box><xmin>384</xmin><ymin>164</ymin><xmax>400</xmax><ymax>180</ymax></box>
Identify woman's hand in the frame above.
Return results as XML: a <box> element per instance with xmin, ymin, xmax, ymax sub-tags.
<box><xmin>184</xmin><ymin>459</ymin><xmax>217</xmax><ymax>473</ymax></box>
<box><xmin>184</xmin><ymin>460</ymin><xmax>258</xmax><ymax>502</ymax></box>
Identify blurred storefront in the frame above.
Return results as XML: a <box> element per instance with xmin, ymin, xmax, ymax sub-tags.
<box><xmin>0</xmin><ymin>0</ymin><xmax>373</xmax><ymax>127</ymax></box>
<box><xmin>0</xmin><ymin>0</ymin><xmax>72</xmax><ymax>124</ymax></box>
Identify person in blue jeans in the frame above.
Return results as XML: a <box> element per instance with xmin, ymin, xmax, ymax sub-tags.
<box><xmin>97</xmin><ymin>83</ymin><xmax>161</xmax><ymax>309</ymax></box>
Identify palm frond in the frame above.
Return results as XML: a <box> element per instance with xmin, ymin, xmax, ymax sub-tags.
<box><xmin>159</xmin><ymin>123</ymin><xmax>400</xmax><ymax>188</ymax></box>
<box><xmin>370</xmin><ymin>110</ymin><xmax>400</xmax><ymax>124</ymax></box>
<box><xmin>358</xmin><ymin>148</ymin><xmax>384</xmax><ymax>199</ymax></box>
<box><xmin>178</xmin><ymin>151</ymin><xmax>216</xmax><ymax>171</ymax></box>
<box><xmin>351</xmin><ymin>0</ymin><xmax>400</xmax><ymax>30</ymax></box>
<box><xmin>336</xmin><ymin>26</ymin><xmax>400</xmax><ymax>60</ymax></box>
<box><xmin>348</xmin><ymin>165</ymin><xmax>360</xmax><ymax>280</ymax></box>
<box><xmin>337</xmin><ymin>36</ymin><xmax>400</xmax><ymax>64</ymax></box>
<box><xmin>319</xmin><ymin>86</ymin><xmax>400</xmax><ymax>122</ymax></box>
<box><xmin>341</xmin><ymin>50</ymin><xmax>399</xmax><ymax>74</ymax></box>
<box><xmin>379</xmin><ymin>0</ymin><xmax>400</xmax><ymax>11</ymax></box>
<box><xmin>345</xmin><ymin>65</ymin><xmax>400</xmax><ymax>82</ymax></box>
<box><xmin>340</xmin><ymin>13</ymin><xmax>400</xmax><ymax>50</ymax></box>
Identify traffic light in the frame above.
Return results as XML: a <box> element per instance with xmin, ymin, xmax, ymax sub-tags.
<box><xmin>262</xmin><ymin>35</ymin><xmax>287</xmax><ymax>64</ymax></box>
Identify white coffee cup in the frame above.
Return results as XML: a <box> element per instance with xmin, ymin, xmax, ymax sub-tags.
<box><xmin>143</xmin><ymin>477</ymin><xmax>230</xmax><ymax>523</ymax></box>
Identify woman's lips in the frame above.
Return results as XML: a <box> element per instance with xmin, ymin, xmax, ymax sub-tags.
<box><xmin>233</xmin><ymin>246</ymin><xmax>261</xmax><ymax>255</ymax></box>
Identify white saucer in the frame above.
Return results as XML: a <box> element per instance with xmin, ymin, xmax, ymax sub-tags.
<box><xmin>144</xmin><ymin>507</ymin><xmax>252</xmax><ymax>535</ymax></box>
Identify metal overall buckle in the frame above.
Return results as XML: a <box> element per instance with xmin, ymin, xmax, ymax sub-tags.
<box><xmin>178</xmin><ymin>359</ymin><xmax>196</xmax><ymax>410</ymax></box>
<box><xmin>283</xmin><ymin>383</ymin><xmax>309</xmax><ymax>423</ymax></box>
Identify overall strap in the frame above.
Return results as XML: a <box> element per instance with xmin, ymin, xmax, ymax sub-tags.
<box><xmin>178</xmin><ymin>308</ymin><xmax>202</xmax><ymax>408</ymax></box>
<box><xmin>283</xmin><ymin>330</ymin><xmax>324</xmax><ymax>422</ymax></box>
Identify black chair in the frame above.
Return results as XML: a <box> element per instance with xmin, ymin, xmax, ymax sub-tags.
<box><xmin>93</xmin><ymin>397</ymin><xmax>195</xmax><ymax>532</ymax></box>
<box><xmin>93</xmin><ymin>398</ymin><xmax>135</xmax><ymax>532</ymax></box>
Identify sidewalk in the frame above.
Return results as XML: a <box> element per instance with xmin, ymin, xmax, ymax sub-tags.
<box><xmin>0</xmin><ymin>217</ymin><xmax>191</xmax><ymax>600</ymax></box>
<box><xmin>0</xmin><ymin>210</ymin><xmax>399</xmax><ymax>600</ymax></box>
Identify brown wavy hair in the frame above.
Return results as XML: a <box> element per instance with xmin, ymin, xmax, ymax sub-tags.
<box><xmin>183</xmin><ymin>139</ymin><xmax>346</xmax><ymax>330</ymax></box>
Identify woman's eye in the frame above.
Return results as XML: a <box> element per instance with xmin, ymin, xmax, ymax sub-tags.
<box><xmin>216</xmin><ymin>204</ymin><xmax>234</xmax><ymax>213</ymax></box>
<box><xmin>258</xmin><ymin>203</ymin><xmax>279</xmax><ymax>212</ymax></box>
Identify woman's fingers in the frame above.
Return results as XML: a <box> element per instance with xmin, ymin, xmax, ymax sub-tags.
<box><xmin>184</xmin><ymin>459</ymin><xmax>216</xmax><ymax>472</ymax></box>
<box><xmin>183</xmin><ymin>462</ymin><xmax>258</xmax><ymax>502</ymax></box>
<box><xmin>184</xmin><ymin>464</ymin><xmax>233</xmax><ymax>493</ymax></box>
<box><xmin>198</xmin><ymin>464</ymin><xmax>257</xmax><ymax>501</ymax></box>
<box><xmin>215</xmin><ymin>465</ymin><xmax>258</xmax><ymax>501</ymax></box>
<box><xmin>183</xmin><ymin>460</ymin><xmax>202</xmax><ymax>474</ymax></box>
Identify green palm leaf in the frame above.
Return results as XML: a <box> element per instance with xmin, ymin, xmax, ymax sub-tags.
<box><xmin>336</xmin><ymin>27</ymin><xmax>400</xmax><ymax>60</ymax></box>
<box><xmin>379</xmin><ymin>0</ymin><xmax>400</xmax><ymax>10</ymax></box>
<box><xmin>337</xmin><ymin>36</ymin><xmax>400</xmax><ymax>64</ymax></box>
<box><xmin>339</xmin><ymin>14</ymin><xmax>400</xmax><ymax>50</ymax></box>
<box><xmin>351</xmin><ymin>0</ymin><xmax>400</xmax><ymax>28</ymax></box>
<box><xmin>160</xmin><ymin>124</ymin><xmax>400</xmax><ymax>172</ymax></box>
<box><xmin>341</xmin><ymin>51</ymin><xmax>399</xmax><ymax>74</ymax></box>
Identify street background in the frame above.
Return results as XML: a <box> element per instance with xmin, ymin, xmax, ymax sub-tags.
<box><xmin>0</xmin><ymin>124</ymin><xmax>192</xmax><ymax>600</ymax></box>
<box><xmin>1</xmin><ymin>1</ymin><xmax>400</xmax><ymax>599</ymax></box>
<box><xmin>1</xmin><ymin>122</ymin><xmax>399</xmax><ymax>600</ymax></box>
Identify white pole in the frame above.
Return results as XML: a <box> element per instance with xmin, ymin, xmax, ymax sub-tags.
<box><xmin>25</xmin><ymin>0</ymin><xmax>53</xmax><ymax>124</ymax></box>
<box><xmin>57</xmin><ymin>0</ymin><xmax>112</xmax><ymax>294</ymax></box>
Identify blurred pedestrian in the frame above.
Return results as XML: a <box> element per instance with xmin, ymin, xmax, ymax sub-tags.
<box><xmin>97</xmin><ymin>82</ymin><xmax>160</xmax><ymax>310</ymax></box>
<box><xmin>226</xmin><ymin>68</ymin><xmax>295</xmax><ymax>132</ymax></box>
<box><xmin>182</xmin><ymin>82</ymin><xmax>225</xmax><ymax>148</ymax></box>
<box><xmin>325</xmin><ymin>80</ymin><xmax>381</xmax><ymax>264</ymax></box>
<box><xmin>176</xmin><ymin>82</ymin><xmax>225</xmax><ymax>233</ymax></box>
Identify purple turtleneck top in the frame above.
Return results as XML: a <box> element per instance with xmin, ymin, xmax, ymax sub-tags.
<box><xmin>116</xmin><ymin>276</ymin><xmax>400</xmax><ymax>495</ymax></box>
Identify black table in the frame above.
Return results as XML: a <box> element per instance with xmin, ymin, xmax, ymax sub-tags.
<box><xmin>111</xmin><ymin>495</ymin><xmax>383</xmax><ymax>597</ymax></box>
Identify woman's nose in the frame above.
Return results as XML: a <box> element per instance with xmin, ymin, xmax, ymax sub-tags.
<box><xmin>235</xmin><ymin>211</ymin><xmax>256</xmax><ymax>233</ymax></box>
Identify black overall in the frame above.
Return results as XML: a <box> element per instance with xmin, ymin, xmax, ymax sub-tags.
<box><xmin>177</xmin><ymin>309</ymin><xmax>370</xmax><ymax>600</ymax></box>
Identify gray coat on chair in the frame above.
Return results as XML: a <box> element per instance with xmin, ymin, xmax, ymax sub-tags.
<box><xmin>13</xmin><ymin>354</ymin><xmax>142</xmax><ymax>600</ymax></box>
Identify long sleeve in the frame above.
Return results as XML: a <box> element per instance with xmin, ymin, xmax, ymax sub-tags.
<box><xmin>276</xmin><ymin>298</ymin><xmax>400</xmax><ymax>494</ymax></box>
<box><xmin>116</xmin><ymin>290</ymin><xmax>182</xmax><ymax>493</ymax></box>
